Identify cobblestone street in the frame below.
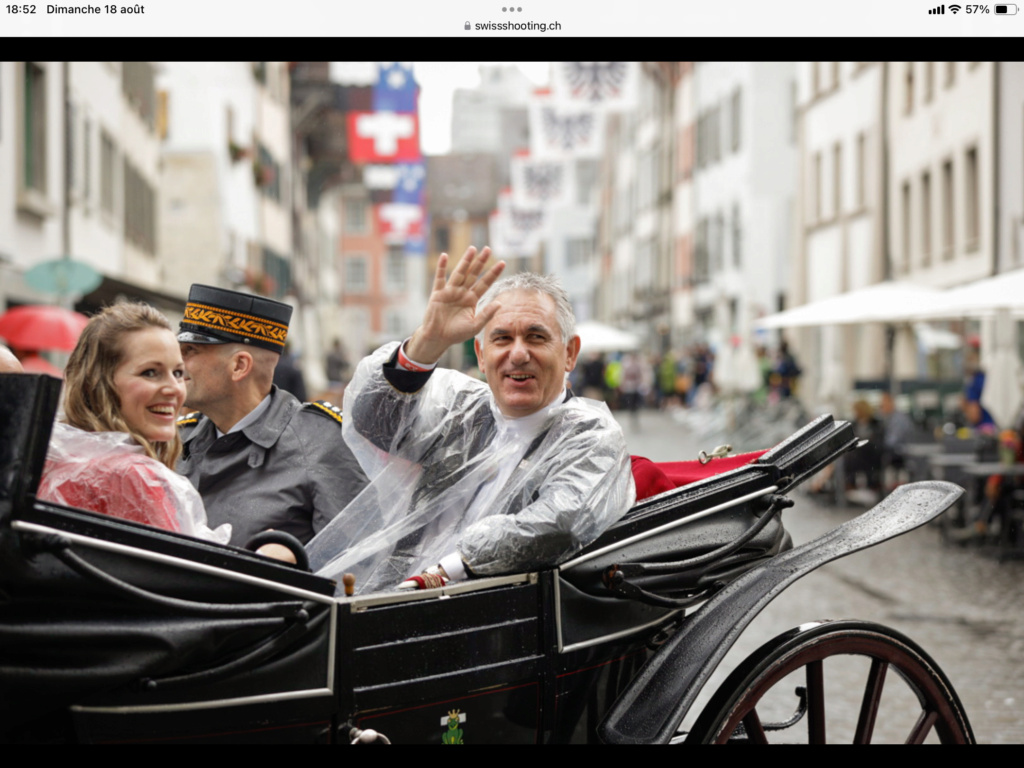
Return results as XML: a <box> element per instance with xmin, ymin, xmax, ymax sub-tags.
<box><xmin>615</xmin><ymin>405</ymin><xmax>1024</xmax><ymax>744</ymax></box>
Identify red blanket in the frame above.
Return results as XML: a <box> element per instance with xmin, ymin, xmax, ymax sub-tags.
<box><xmin>631</xmin><ymin>450</ymin><xmax>770</xmax><ymax>501</ymax></box>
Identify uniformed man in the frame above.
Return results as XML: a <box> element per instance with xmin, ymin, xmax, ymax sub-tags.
<box><xmin>176</xmin><ymin>284</ymin><xmax>368</xmax><ymax>548</ymax></box>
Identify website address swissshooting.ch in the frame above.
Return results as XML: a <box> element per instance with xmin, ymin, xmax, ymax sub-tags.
<box><xmin>471</xmin><ymin>19</ymin><xmax>561</xmax><ymax>32</ymax></box>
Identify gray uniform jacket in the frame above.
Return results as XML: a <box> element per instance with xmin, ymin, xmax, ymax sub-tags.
<box><xmin>177</xmin><ymin>386</ymin><xmax>369</xmax><ymax>547</ymax></box>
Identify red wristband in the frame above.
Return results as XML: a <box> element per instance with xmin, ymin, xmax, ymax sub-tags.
<box><xmin>397</xmin><ymin>344</ymin><xmax>432</xmax><ymax>373</ymax></box>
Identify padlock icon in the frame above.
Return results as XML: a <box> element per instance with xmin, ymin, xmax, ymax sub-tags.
<box><xmin>464</xmin><ymin>20</ymin><xmax>470</xmax><ymax>29</ymax></box>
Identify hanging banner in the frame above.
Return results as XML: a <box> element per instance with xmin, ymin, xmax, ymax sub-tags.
<box><xmin>392</xmin><ymin>162</ymin><xmax>426</xmax><ymax>206</ymax></box>
<box><xmin>510</xmin><ymin>154</ymin><xmax>573</xmax><ymax>208</ymax></box>
<box><xmin>550</xmin><ymin>62</ymin><xmax>641</xmax><ymax>110</ymax></box>
<box><xmin>376</xmin><ymin>202</ymin><xmax>424</xmax><ymax>244</ymax></box>
<box><xmin>348</xmin><ymin>111</ymin><xmax>421</xmax><ymax>163</ymax></box>
<box><xmin>490</xmin><ymin>190</ymin><xmax>545</xmax><ymax>258</ymax></box>
<box><xmin>528</xmin><ymin>94</ymin><xmax>604</xmax><ymax>159</ymax></box>
<box><xmin>374</xmin><ymin>62</ymin><xmax>418</xmax><ymax>112</ymax></box>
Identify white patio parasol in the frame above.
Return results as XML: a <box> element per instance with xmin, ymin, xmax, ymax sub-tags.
<box><xmin>575</xmin><ymin>321</ymin><xmax>641</xmax><ymax>353</ymax></box>
<box><xmin>755</xmin><ymin>282</ymin><xmax>945</xmax><ymax>329</ymax></box>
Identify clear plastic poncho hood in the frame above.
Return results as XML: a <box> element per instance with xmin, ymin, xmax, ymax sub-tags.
<box><xmin>306</xmin><ymin>342</ymin><xmax>635</xmax><ymax>595</ymax></box>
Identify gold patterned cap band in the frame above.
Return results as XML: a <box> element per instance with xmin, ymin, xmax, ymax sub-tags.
<box><xmin>177</xmin><ymin>284</ymin><xmax>292</xmax><ymax>354</ymax></box>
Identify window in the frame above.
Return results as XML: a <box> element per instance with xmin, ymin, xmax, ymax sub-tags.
<box><xmin>855</xmin><ymin>132</ymin><xmax>866</xmax><ymax>209</ymax></box>
<box><xmin>20</xmin><ymin>62</ymin><xmax>47</xmax><ymax>198</ymax></box>
<box><xmin>566</xmin><ymin>237</ymin><xmax>591</xmax><ymax>268</ymax></box>
<box><xmin>121</xmin><ymin>61</ymin><xmax>156</xmax><ymax>130</ymax></box>
<box><xmin>435</xmin><ymin>224</ymin><xmax>450</xmax><ymax>253</ymax></box>
<box><xmin>904</xmin><ymin>62</ymin><xmax>914</xmax><ymax>115</ymax></box>
<box><xmin>256</xmin><ymin>143</ymin><xmax>281</xmax><ymax>202</ymax></box>
<box><xmin>695</xmin><ymin>218</ymin><xmax>709</xmax><ymax>283</ymax></box>
<box><xmin>100</xmin><ymin>129</ymin><xmax>117</xmax><ymax>216</ymax></box>
<box><xmin>732</xmin><ymin>203</ymin><xmax>742</xmax><ymax>268</ymax></box>
<box><xmin>713</xmin><ymin>212</ymin><xmax>725</xmax><ymax>273</ymax></box>
<box><xmin>812</xmin><ymin>62</ymin><xmax>821</xmax><ymax>97</ymax></box>
<box><xmin>386</xmin><ymin>247</ymin><xmax>406</xmax><ymax>292</ymax></box>
<box><xmin>830</xmin><ymin>62</ymin><xmax>840</xmax><ymax>90</ymax></box>
<box><xmin>942</xmin><ymin>159</ymin><xmax>954</xmax><ymax>260</ymax></box>
<box><xmin>730</xmin><ymin>87</ymin><xmax>741</xmax><ymax>153</ymax></box>
<box><xmin>901</xmin><ymin>180</ymin><xmax>912</xmax><ymax>274</ymax></box>
<box><xmin>123</xmin><ymin>157</ymin><xmax>156</xmax><ymax>255</ymax></box>
<box><xmin>945</xmin><ymin>62</ymin><xmax>956</xmax><ymax>88</ymax></box>
<box><xmin>921</xmin><ymin>171</ymin><xmax>932</xmax><ymax>266</ymax></box>
<box><xmin>965</xmin><ymin>146</ymin><xmax>979</xmax><ymax>251</ymax></box>
<box><xmin>345</xmin><ymin>256</ymin><xmax>368</xmax><ymax>293</ymax></box>
<box><xmin>83</xmin><ymin>117</ymin><xmax>91</xmax><ymax>209</ymax></box>
<box><xmin>812</xmin><ymin>151</ymin><xmax>823</xmax><ymax>224</ymax></box>
<box><xmin>345</xmin><ymin>199</ymin><xmax>368</xmax><ymax>233</ymax></box>
<box><xmin>833</xmin><ymin>142</ymin><xmax>842</xmax><ymax>219</ymax></box>
<box><xmin>924</xmin><ymin>62</ymin><xmax>935</xmax><ymax>103</ymax></box>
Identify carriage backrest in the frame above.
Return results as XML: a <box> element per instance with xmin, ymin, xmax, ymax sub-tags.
<box><xmin>0</xmin><ymin>373</ymin><xmax>62</xmax><ymax>524</ymax></box>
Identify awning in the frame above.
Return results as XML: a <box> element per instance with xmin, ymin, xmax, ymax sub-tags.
<box><xmin>890</xmin><ymin>267</ymin><xmax>1024</xmax><ymax>321</ymax></box>
<box><xmin>576</xmin><ymin>321</ymin><xmax>641</xmax><ymax>353</ymax></box>
<box><xmin>755</xmin><ymin>282</ymin><xmax>944</xmax><ymax>329</ymax></box>
<box><xmin>75</xmin><ymin>275</ymin><xmax>188</xmax><ymax>317</ymax></box>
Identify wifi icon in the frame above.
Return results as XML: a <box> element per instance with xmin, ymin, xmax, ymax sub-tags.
<box><xmin>950</xmin><ymin>3</ymin><xmax>962</xmax><ymax>10</ymax></box>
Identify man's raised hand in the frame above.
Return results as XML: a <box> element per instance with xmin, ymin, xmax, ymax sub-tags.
<box><xmin>405</xmin><ymin>247</ymin><xmax>505</xmax><ymax>365</ymax></box>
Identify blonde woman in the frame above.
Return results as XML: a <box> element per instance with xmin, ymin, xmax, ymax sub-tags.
<box><xmin>36</xmin><ymin>302</ymin><xmax>232</xmax><ymax>542</ymax></box>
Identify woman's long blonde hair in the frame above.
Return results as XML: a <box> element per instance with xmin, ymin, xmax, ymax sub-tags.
<box><xmin>63</xmin><ymin>302</ymin><xmax>183</xmax><ymax>469</ymax></box>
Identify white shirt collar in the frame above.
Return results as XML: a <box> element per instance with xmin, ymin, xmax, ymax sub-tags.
<box><xmin>217</xmin><ymin>394</ymin><xmax>273</xmax><ymax>439</ymax></box>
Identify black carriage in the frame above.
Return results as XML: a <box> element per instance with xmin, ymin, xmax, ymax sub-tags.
<box><xmin>0</xmin><ymin>374</ymin><xmax>974</xmax><ymax>744</ymax></box>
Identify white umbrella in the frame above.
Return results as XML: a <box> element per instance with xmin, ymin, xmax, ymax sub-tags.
<box><xmin>575</xmin><ymin>321</ymin><xmax>641</xmax><ymax>353</ymax></box>
<box><xmin>892</xmin><ymin>267</ymin><xmax>1024</xmax><ymax>321</ymax></box>
<box><xmin>755</xmin><ymin>282</ymin><xmax>944</xmax><ymax>329</ymax></box>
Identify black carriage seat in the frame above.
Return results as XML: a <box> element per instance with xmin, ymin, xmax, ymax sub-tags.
<box><xmin>560</xmin><ymin>413</ymin><xmax>860</xmax><ymax>606</ymax></box>
<box><xmin>0</xmin><ymin>375</ymin><xmax>338</xmax><ymax>739</ymax></box>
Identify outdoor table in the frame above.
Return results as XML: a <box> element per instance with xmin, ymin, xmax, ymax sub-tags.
<box><xmin>959</xmin><ymin>462</ymin><xmax>1024</xmax><ymax>560</ymax></box>
<box><xmin>903</xmin><ymin>443</ymin><xmax>944</xmax><ymax>482</ymax></box>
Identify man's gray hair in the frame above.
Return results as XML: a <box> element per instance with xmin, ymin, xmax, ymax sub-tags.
<box><xmin>476</xmin><ymin>272</ymin><xmax>577</xmax><ymax>345</ymax></box>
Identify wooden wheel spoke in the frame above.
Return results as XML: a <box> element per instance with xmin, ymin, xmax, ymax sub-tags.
<box><xmin>906</xmin><ymin>710</ymin><xmax>939</xmax><ymax>744</ymax></box>
<box><xmin>806</xmin><ymin>659</ymin><xmax>826</xmax><ymax>743</ymax></box>
<box><xmin>742</xmin><ymin>708</ymin><xmax>769</xmax><ymax>744</ymax></box>
<box><xmin>853</xmin><ymin>659</ymin><xmax>889</xmax><ymax>744</ymax></box>
<box><xmin>691</xmin><ymin>621</ymin><xmax>974</xmax><ymax>745</ymax></box>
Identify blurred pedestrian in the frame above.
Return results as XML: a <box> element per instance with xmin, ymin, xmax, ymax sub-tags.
<box><xmin>325</xmin><ymin>337</ymin><xmax>349</xmax><ymax>389</ymax></box>
<box><xmin>620</xmin><ymin>353</ymin><xmax>644</xmax><ymax>427</ymax></box>
<box><xmin>273</xmin><ymin>342</ymin><xmax>308</xmax><ymax>402</ymax></box>
<box><xmin>773</xmin><ymin>340</ymin><xmax>802</xmax><ymax>400</ymax></box>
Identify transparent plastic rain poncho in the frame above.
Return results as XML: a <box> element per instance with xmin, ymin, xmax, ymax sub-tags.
<box><xmin>37</xmin><ymin>422</ymin><xmax>232</xmax><ymax>545</ymax></box>
<box><xmin>306</xmin><ymin>342</ymin><xmax>636</xmax><ymax>595</ymax></box>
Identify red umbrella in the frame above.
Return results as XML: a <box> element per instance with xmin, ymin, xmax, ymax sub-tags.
<box><xmin>0</xmin><ymin>305</ymin><xmax>89</xmax><ymax>352</ymax></box>
<box><xmin>18</xmin><ymin>352</ymin><xmax>64</xmax><ymax>378</ymax></box>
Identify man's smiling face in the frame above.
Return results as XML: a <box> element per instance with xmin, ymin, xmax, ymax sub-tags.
<box><xmin>475</xmin><ymin>289</ymin><xmax>580</xmax><ymax>419</ymax></box>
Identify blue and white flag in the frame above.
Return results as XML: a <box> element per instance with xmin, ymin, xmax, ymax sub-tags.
<box><xmin>374</xmin><ymin>62</ymin><xmax>418</xmax><ymax>113</ymax></box>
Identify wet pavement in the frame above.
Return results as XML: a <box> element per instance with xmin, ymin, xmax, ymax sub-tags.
<box><xmin>613</xmin><ymin>404</ymin><xmax>1024</xmax><ymax>744</ymax></box>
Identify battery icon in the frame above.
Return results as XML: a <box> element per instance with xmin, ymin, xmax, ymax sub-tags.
<box><xmin>995</xmin><ymin>4</ymin><xmax>1018</xmax><ymax>13</ymax></box>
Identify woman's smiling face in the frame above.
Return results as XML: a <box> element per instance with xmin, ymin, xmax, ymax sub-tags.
<box><xmin>112</xmin><ymin>327</ymin><xmax>187</xmax><ymax>443</ymax></box>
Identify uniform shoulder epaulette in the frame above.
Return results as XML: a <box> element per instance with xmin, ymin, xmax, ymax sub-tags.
<box><xmin>304</xmin><ymin>400</ymin><xmax>344</xmax><ymax>425</ymax></box>
<box><xmin>177</xmin><ymin>412</ymin><xmax>201</xmax><ymax>428</ymax></box>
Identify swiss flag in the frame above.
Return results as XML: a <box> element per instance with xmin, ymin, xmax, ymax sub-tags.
<box><xmin>348</xmin><ymin>111</ymin><xmax>421</xmax><ymax>163</ymax></box>
<box><xmin>375</xmin><ymin>203</ymin><xmax>424</xmax><ymax>243</ymax></box>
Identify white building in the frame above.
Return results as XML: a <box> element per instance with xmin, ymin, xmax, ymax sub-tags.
<box><xmin>157</xmin><ymin>62</ymin><xmax>293</xmax><ymax>301</ymax></box>
<box><xmin>1</xmin><ymin>62</ymin><xmax>164</xmax><ymax>317</ymax></box>
<box><xmin>692</xmin><ymin>62</ymin><xmax>797</xmax><ymax>395</ymax></box>
<box><xmin>794</xmin><ymin>62</ymin><xmax>888</xmax><ymax>412</ymax></box>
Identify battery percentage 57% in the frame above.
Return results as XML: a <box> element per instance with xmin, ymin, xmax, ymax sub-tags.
<box><xmin>966</xmin><ymin>4</ymin><xmax>990</xmax><ymax>10</ymax></box>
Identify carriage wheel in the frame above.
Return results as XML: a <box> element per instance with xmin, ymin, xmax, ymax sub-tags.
<box><xmin>685</xmin><ymin>620</ymin><xmax>974</xmax><ymax>744</ymax></box>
